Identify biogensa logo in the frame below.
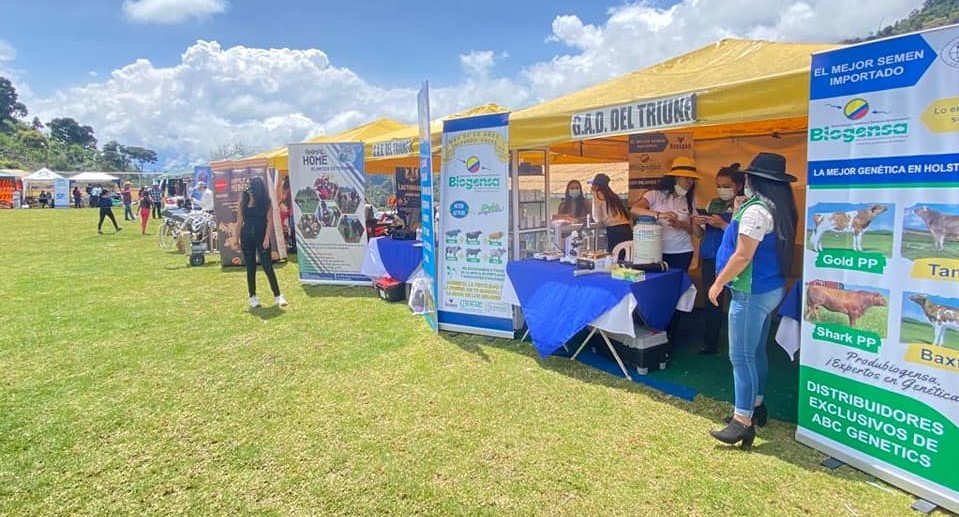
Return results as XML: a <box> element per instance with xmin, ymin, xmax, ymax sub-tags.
<box><xmin>448</xmin><ymin>176</ymin><xmax>501</xmax><ymax>190</ymax></box>
<box><xmin>809</xmin><ymin>122</ymin><xmax>909</xmax><ymax>143</ymax></box>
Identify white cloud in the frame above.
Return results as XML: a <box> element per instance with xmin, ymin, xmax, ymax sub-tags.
<box><xmin>524</xmin><ymin>0</ymin><xmax>920</xmax><ymax>100</ymax></box>
<box><xmin>19</xmin><ymin>0</ymin><xmax>922</xmax><ymax>169</ymax></box>
<box><xmin>0</xmin><ymin>39</ymin><xmax>16</xmax><ymax>62</ymax></box>
<box><xmin>122</xmin><ymin>0</ymin><xmax>228</xmax><ymax>24</ymax></box>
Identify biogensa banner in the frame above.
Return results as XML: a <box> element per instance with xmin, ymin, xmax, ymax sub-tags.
<box><xmin>799</xmin><ymin>25</ymin><xmax>959</xmax><ymax>514</ymax></box>
<box><xmin>438</xmin><ymin>112</ymin><xmax>513</xmax><ymax>338</ymax></box>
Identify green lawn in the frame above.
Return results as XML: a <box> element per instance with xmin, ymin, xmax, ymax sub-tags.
<box><xmin>805</xmin><ymin>230</ymin><xmax>894</xmax><ymax>257</ymax></box>
<box><xmin>901</xmin><ymin>230</ymin><xmax>959</xmax><ymax>261</ymax></box>
<box><xmin>901</xmin><ymin>317</ymin><xmax>959</xmax><ymax>350</ymax></box>
<box><xmin>0</xmin><ymin>209</ymin><xmax>942</xmax><ymax>516</ymax></box>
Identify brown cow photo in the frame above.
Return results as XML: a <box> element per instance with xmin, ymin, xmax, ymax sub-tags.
<box><xmin>805</xmin><ymin>282</ymin><xmax>888</xmax><ymax>334</ymax></box>
<box><xmin>912</xmin><ymin>206</ymin><xmax>959</xmax><ymax>252</ymax></box>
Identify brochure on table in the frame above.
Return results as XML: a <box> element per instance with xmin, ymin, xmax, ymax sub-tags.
<box><xmin>797</xmin><ymin>25</ymin><xmax>959</xmax><ymax>513</ymax></box>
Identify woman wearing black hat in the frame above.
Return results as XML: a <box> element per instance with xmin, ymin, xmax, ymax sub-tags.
<box><xmin>707</xmin><ymin>153</ymin><xmax>797</xmax><ymax>449</ymax></box>
<box><xmin>589</xmin><ymin>173</ymin><xmax>632</xmax><ymax>255</ymax></box>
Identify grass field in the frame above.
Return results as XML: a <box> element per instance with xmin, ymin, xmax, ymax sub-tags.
<box><xmin>0</xmin><ymin>209</ymin><xmax>945</xmax><ymax>516</ymax></box>
<box><xmin>901</xmin><ymin>230</ymin><xmax>959</xmax><ymax>261</ymax></box>
<box><xmin>901</xmin><ymin>317</ymin><xmax>959</xmax><ymax>350</ymax></box>
<box><xmin>805</xmin><ymin>230</ymin><xmax>894</xmax><ymax>257</ymax></box>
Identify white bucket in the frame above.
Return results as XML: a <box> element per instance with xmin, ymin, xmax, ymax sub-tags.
<box><xmin>632</xmin><ymin>216</ymin><xmax>663</xmax><ymax>264</ymax></box>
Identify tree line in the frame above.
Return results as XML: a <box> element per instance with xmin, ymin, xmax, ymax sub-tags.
<box><xmin>0</xmin><ymin>77</ymin><xmax>158</xmax><ymax>172</ymax></box>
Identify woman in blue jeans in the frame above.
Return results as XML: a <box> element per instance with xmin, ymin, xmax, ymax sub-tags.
<box><xmin>707</xmin><ymin>152</ymin><xmax>797</xmax><ymax>449</ymax></box>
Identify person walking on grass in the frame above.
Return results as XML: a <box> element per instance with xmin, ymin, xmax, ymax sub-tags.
<box><xmin>97</xmin><ymin>187</ymin><xmax>122</xmax><ymax>234</ymax></box>
<box><xmin>138</xmin><ymin>187</ymin><xmax>153</xmax><ymax>234</ymax></box>
<box><xmin>121</xmin><ymin>182</ymin><xmax>135</xmax><ymax>221</ymax></box>
<box><xmin>236</xmin><ymin>176</ymin><xmax>287</xmax><ymax>309</ymax></box>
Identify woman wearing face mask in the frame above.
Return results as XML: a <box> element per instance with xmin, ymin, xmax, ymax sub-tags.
<box><xmin>708</xmin><ymin>153</ymin><xmax>797</xmax><ymax>449</ymax></box>
<box><xmin>589</xmin><ymin>173</ymin><xmax>632</xmax><ymax>253</ymax></box>
<box><xmin>691</xmin><ymin>163</ymin><xmax>745</xmax><ymax>355</ymax></box>
<box><xmin>631</xmin><ymin>156</ymin><xmax>704</xmax><ymax>271</ymax></box>
<box><xmin>556</xmin><ymin>180</ymin><xmax>588</xmax><ymax>219</ymax></box>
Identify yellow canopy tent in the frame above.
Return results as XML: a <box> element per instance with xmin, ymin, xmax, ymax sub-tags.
<box><xmin>218</xmin><ymin>117</ymin><xmax>409</xmax><ymax>174</ymax></box>
<box><xmin>509</xmin><ymin>38</ymin><xmax>840</xmax><ymax>159</ymax></box>
<box><xmin>364</xmin><ymin>103</ymin><xmax>510</xmax><ymax>174</ymax></box>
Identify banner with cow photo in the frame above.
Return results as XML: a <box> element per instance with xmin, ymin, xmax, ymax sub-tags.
<box><xmin>798</xmin><ymin>25</ymin><xmax>959</xmax><ymax>513</ymax></box>
<box><xmin>437</xmin><ymin>112</ymin><xmax>513</xmax><ymax>338</ymax></box>
<box><xmin>287</xmin><ymin>142</ymin><xmax>369</xmax><ymax>285</ymax></box>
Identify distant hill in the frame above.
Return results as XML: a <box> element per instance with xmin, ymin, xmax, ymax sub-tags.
<box><xmin>844</xmin><ymin>0</ymin><xmax>959</xmax><ymax>43</ymax></box>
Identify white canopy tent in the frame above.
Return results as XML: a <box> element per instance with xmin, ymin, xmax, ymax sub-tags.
<box><xmin>22</xmin><ymin>168</ymin><xmax>69</xmax><ymax>208</ymax></box>
<box><xmin>69</xmin><ymin>172</ymin><xmax>120</xmax><ymax>183</ymax></box>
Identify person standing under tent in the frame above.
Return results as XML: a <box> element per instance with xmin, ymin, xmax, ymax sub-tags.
<box><xmin>90</xmin><ymin>184</ymin><xmax>101</xmax><ymax>208</ymax></box>
<box><xmin>138</xmin><ymin>187</ymin><xmax>154</xmax><ymax>234</ymax></box>
<box><xmin>707</xmin><ymin>152</ymin><xmax>797</xmax><ymax>449</ymax></box>
<box><xmin>555</xmin><ymin>180</ymin><xmax>588</xmax><ymax>219</ymax></box>
<box><xmin>589</xmin><ymin>173</ymin><xmax>632</xmax><ymax>255</ymax></box>
<box><xmin>631</xmin><ymin>156</ymin><xmax>704</xmax><ymax>271</ymax></box>
<box><xmin>149</xmin><ymin>181</ymin><xmax>164</xmax><ymax>219</ymax></box>
<box><xmin>691</xmin><ymin>163</ymin><xmax>745</xmax><ymax>355</ymax></box>
<box><xmin>236</xmin><ymin>176</ymin><xmax>287</xmax><ymax>309</ymax></box>
<box><xmin>121</xmin><ymin>182</ymin><xmax>135</xmax><ymax>221</ymax></box>
<box><xmin>96</xmin><ymin>187</ymin><xmax>122</xmax><ymax>234</ymax></box>
<box><xmin>72</xmin><ymin>187</ymin><xmax>82</xmax><ymax>209</ymax></box>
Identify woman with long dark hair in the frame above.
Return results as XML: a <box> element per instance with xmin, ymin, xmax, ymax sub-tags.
<box><xmin>556</xmin><ymin>180</ymin><xmax>587</xmax><ymax>219</ymax></box>
<box><xmin>692</xmin><ymin>163</ymin><xmax>745</xmax><ymax>355</ymax></box>
<box><xmin>236</xmin><ymin>176</ymin><xmax>287</xmax><ymax>308</ymax></box>
<box><xmin>707</xmin><ymin>153</ymin><xmax>797</xmax><ymax>449</ymax></box>
<box><xmin>589</xmin><ymin>173</ymin><xmax>632</xmax><ymax>253</ymax></box>
<box><xmin>631</xmin><ymin>156</ymin><xmax>703</xmax><ymax>271</ymax></box>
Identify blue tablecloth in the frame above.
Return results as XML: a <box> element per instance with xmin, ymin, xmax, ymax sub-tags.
<box><xmin>506</xmin><ymin>260</ymin><xmax>693</xmax><ymax>357</ymax></box>
<box><xmin>362</xmin><ymin>237</ymin><xmax>423</xmax><ymax>282</ymax></box>
<box><xmin>780</xmin><ymin>280</ymin><xmax>801</xmax><ymax>320</ymax></box>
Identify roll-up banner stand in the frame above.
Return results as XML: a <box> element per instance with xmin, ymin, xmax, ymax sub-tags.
<box><xmin>798</xmin><ymin>24</ymin><xmax>959</xmax><ymax>514</ymax></box>
<box><xmin>438</xmin><ymin>112</ymin><xmax>513</xmax><ymax>338</ymax></box>
<box><xmin>418</xmin><ymin>82</ymin><xmax>439</xmax><ymax>332</ymax></box>
<box><xmin>287</xmin><ymin>142</ymin><xmax>369</xmax><ymax>285</ymax></box>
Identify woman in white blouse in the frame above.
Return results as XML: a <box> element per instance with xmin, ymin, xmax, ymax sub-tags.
<box><xmin>630</xmin><ymin>156</ymin><xmax>704</xmax><ymax>271</ymax></box>
<box><xmin>589</xmin><ymin>173</ymin><xmax>632</xmax><ymax>255</ymax></box>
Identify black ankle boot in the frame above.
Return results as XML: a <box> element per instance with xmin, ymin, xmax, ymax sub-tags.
<box><xmin>724</xmin><ymin>403</ymin><xmax>768</xmax><ymax>427</ymax></box>
<box><xmin>710</xmin><ymin>419</ymin><xmax>756</xmax><ymax>450</ymax></box>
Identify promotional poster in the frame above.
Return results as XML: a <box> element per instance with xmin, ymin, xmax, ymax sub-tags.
<box><xmin>799</xmin><ymin>25</ymin><xmax>959</xmax><ymax>513</ymax></box>
<box><xmin>287</xmin><ymin>142</ymin><xmax>369</xmax><ymax>285</ymax></box>
<box><xmin>213</xmin><ymin>167</ymin><xmax>280</xmax><ymax>267</ymax></box>
<box><xmin>627</xmin><ymin>131</ymin><xmax>695</xmax><ymax>204</ymax></box>
<box><xmin>193</xmin><ymin>165</ymin><xmax>212</xmax><ymax>204</ymax></box>
<box><xmin>438</xmin><ymin>112</ymin><xmax>513</xmax><ymax>338</ymax></box>
<box><xmin>418</xmin><ymin>82</ymin><xmax>439</xmax><ymax>332</ymax></box>
<box><xmin>395</xmin><ymin>166</ymin><xmax>422</xmax><ymax>229</ymax></box>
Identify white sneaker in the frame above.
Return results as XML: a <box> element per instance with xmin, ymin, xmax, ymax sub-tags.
<box><xmin>275</xmin><ymin>294</ymin><xmax>288</xmax><ymax>307</ymax></box>
<box><xmin>249</xmin><ymin>295</ymin><xmax>260</xmax><ymax>308</ymax></box>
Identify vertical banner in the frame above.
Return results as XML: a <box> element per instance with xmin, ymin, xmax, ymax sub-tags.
<box><xmin>394</xmin><ymin>166</ymin><xmax>422</xmax><ymax>229</ymax></box>
<box><xmin>799</xmin><ymin>26</ymin><xmax>959</xmax><ymax>514</ymax></box>
<box><xmin>214</xmin><ymin>167</ymin><xmax>280</xmax><ymax>267</ymax></box>
<box><xmin>418</xmin><ymin>82</ymin><xmax>439</xmax><ymax>332</ymax></box>
<box><xmin>275</xmin><ymin>168</ymin><xmax>296</xmax><ymax>253</ymax></box>
<box><xmin>193</xmin><ymin>166</ymin><xmax>212</xmax><ymax>204</ymax></box>
<box><xmin>627</xmin><ymin>131</ymin><xmax>694</xmax><ymax>204</ymax></box>
<box><xmin>438</xmin><ymin>112</ymin><xmax>513</xmax><ymax>338</ymax></box>
<box><xmin>53</xmin><ymin>178</ymin><xmax>69</xmax><ymax>209</ymax></box>
<box><xmin>287</xmin><ymin>142</ymin><xmax>368</xmax><ymax>285</ymax></box>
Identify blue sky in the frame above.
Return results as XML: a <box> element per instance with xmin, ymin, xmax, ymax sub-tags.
<box><xmin>1</xmin><ymin>0</ymin><xmax>619</xmax><ymax>96</ymax></box>
<box><xmin>0</xmin><ymin>0</ymin><xmax>923</xmax><ymax>169</ymax></box>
